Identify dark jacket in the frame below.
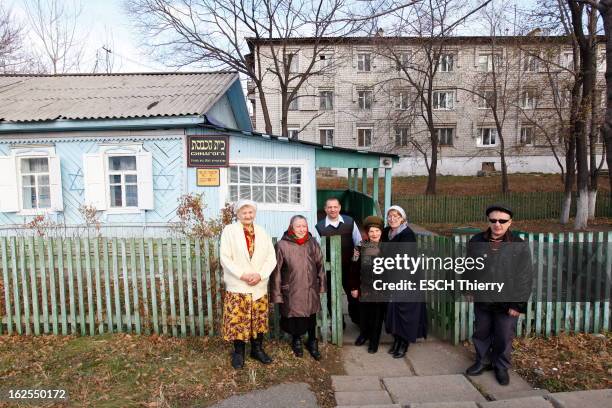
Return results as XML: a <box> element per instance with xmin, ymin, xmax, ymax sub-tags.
<box><xmin>269</xmin><ymin>232</ymin><xmax>326</xmax><ymax>318</ymax></box>
<box><xmin>466</xmin><ymin>229</ymin><xmax>534</xmax><ymax>313</ymax></box>
<box><xmin>348</xmin><ymin>240</ymin><xmax>381</xmax><ymax>294</ymax></box>
<box><xmin>382</xmin><ymin>225</ymin><xmax>417</xmax><ymax>244</ymax></box>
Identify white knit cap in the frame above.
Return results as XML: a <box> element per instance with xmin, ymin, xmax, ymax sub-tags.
<box><xmin>386</xmin><ymin>205</ymin><xmax>407</xmax><ymax>221</ymax></box>
<box><xmin>234</xmin><ymin>199</ymin><xmax>257</xmax><ymax>214</ymax></box>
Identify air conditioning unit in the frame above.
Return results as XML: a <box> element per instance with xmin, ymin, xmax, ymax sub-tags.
<box><xmin>380</xmin><ymin>157</ymin><xmax>393</xmax><ymax>168</ymax></box>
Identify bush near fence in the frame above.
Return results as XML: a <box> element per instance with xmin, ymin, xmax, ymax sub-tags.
<box><xmin>395</xmin><ymin>192</ymin><xmax>612</xmax><ymax>224</ymax></box>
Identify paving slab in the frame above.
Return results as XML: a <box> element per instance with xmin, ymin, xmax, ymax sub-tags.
<box><xmin>466</xmin><ymin>369</ymin><xmax>532</xmax><ymax>398</ymax></box>
<box><xmin>489</xmin><ymin>388</ymin><xmax>550</xmax><ymax>401</ymax></box>
<box><xmin>410</xmin><ymin>402</ymin><xmax>480</xmax><ymax>408</ymax></box>
<box><xmin>343</xmin><ymin>318</ymin><xmax>393</xmax><ymax>345</ymax></box>
<box><xmin>336</xmin><ymin>405</ymin><xmax>401</xmax><ymax>408</ymax></box>
<box><xmin>383</xmin><ymin>374</ymin><xmax>487</xmax><ymax>405</ymax></box>
<box><xmin>478</xmin><ymin>396</ymin><xmax>554</xmax><ymax>408</ymax></box>
<box><xmin>547</xmin><ymin>389</ymin><xmax>612</xmax><ymax>408</ymax></box>
<box><xmin>331</xmin><ymin>375</ymin><xmax>383</xmax><ymax>392</ymax></box>
<box><xmin>406</xmin><ymin>340</ymin><xmax>474</xmax><ymax>376</ymax></box>
<box><xmin>209</xmin><ymin>383</ymin><xmax>317</xmax><ymax>408</ymax></box>
<box><xmin>343</xmin><ymin>345</ymin><xmax>414</xmax><ymax>377</ymax></box>
<box><xmin>334</xmin><ymin>390</ymin><xmax>394</xmax><ymax>406</ymax></box>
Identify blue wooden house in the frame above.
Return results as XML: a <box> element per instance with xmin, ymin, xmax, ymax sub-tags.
<box><xmin>0</xmin><ymin>72</ymin><xmax>397</xmax><ymax>238</ymax></box>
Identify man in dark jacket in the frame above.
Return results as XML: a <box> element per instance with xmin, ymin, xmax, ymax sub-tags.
<box><xmin>315</xmin><ymin>197</ymin><xmax>362</xmax><ymax>325</ymax></box>
<box><xmin>464</xmin><ymin>204</ymin><xmax>533</xmax><ymax>386</ymax></box>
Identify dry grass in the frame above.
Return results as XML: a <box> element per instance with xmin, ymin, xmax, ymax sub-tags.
<box><xmin>512</xmin><ymin>332</ymin><xmax>612</xmax><ymax>392</ymax></box>
<box><xmin>0</xmin><ymin>334</ymin><xmax>344</xmax><ymax>407</ymax></box>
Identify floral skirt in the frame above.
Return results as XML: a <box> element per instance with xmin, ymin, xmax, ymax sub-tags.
<box><xmin>222</xmin><ymin>292</ymin><xmax>269</xmax><ymax>341</ymax></box>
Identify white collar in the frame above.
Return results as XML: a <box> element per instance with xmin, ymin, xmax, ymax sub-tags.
<box><xmin>325</xmin><ymin>215</ymin><xmax>344</xmax><ymax>227</ymax></box>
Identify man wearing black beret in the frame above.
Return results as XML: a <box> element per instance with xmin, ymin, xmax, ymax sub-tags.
<box><xmin>464</xmin><ymin>204</ymin><xmax>533</xmax><ymax>386</ymax></box>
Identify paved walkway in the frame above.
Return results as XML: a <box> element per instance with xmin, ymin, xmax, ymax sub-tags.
<box><xmin>333</xmin><ymin>321</ymin><xmax>612</xmax><ymax>407</ymax></box>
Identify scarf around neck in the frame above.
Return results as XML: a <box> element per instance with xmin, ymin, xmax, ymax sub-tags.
<box><xmin>287</xmin><ymin>228</ymin><xmax>309</xmax><ymax>245</ymax></box>
<box><xmin>388</xmin><ymin>223</ymin><xmax>408</xmax><ymax>240</ymax></box>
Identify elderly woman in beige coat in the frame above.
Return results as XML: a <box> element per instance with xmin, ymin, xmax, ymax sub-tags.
<box><xmin>270</xmin><ymin>215</ymin><xmax>326</xmax><ymax>360</ymax></box>
<box><xmin>220</xmin><ymin>199</ymin><xmax>277</xmax><ymax>369</ymax></box>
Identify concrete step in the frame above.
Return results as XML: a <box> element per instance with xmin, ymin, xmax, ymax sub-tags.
<box><xmin>488</xmin><ymin>388</ymin><xmax>550</xmax><ymax>401</ymax></box>
<box><xmin>466</xmin><ymin>369</ymin><xmax>532</xmax><ymax>399</ymax></box>
<box><xmin>546</xmin><ymin>389</ymin><xmax>612</xmax><ymax>408</ymax></box>
<box><xmin>405</xmin><ymin>340</ymin><xmax>474</xmax><ymax>376</ymax></box>
<box><xmin>478</xmin><ymin>396</ymin><xmax>554</xmax><ymax>408</ymax></box>
<box><xmin>410</xmin><ymin>402</ymin><xmax>480</xmax><ymax>408</ymax></box>
<box><xmin>342</xmin><ymin>346</ymin><xmax>414</xmax><ymax>377</ymax></box>
<box><xmin>335</xmin><ymin>405</ymin><xmax>401</xmax><ymax>408</ymax></box>
<box><xmin>332</xmin><ymin>375</ymin><xmax>383</xmax><ymax>392</ymax></box>
<box><xmin>334</xmin><ymin>390</ymin><xmax>394</xmax><ymax>406</ymax></box>
<box><xmin>383</xmin><ymin>374</ymin><xmax>487</xmax><ymax>405</ymax></box>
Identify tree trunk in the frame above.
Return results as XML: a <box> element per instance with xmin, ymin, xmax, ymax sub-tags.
<box><xmin>425</xmin><ymin>122</ymin><xmax>437</xmax><ymax>195</ymax></box>
<box><xmin>499</xmin><ymin>133</ymin><xmax>509</xmax><ymax>193</ymax></box>
<box><xmin>601</xmin><ymin>5</ymin><xmax>612</xmax><ymax>198</ymax></box>
<box><xmin>587</xmin><ymin>188</ymin><xmax>597</xmax><ymax>218</ymax></box>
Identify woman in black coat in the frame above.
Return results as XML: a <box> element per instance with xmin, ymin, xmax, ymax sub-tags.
<box><xmin>383</xmin><ymin>205</ymin><xmax>428</xmax><ymax>358</ymax></box>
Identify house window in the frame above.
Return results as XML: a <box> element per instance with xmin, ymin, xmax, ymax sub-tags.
<box><xmin>395</xmin><ymin>127</ymin><xmax>409</xmax><ymax>147</ymax></box>
<box><xmin>433</xmin><ymin>90</ymin><xmax>454</xmax><ymax>110</ymax></box>
<box><xmin>396</xmin><ymin>90</ymin><xmax>410</xmax><ymax>110</ymax></box>
<box><xmin>520</xmin><ymin>127</ymin><xmax>533</xmax><ymax>145</ymax></box>
<box><xmin>108</xmin><ymin>156</ymin><xmax>138</xmax><ymax>208</ymax></box>
<box><xmin>20</xmin><ymin>157</ymin><xmax>51</xmax><ymax>210</ymax></box>
<box><xmin>320</xmin><ymin>128</ymin><xmax>334</xmax><ymax>145</ymax></box>
<box><xmin>521</xmin><ymin>89</ymin><xmax>537</xmax><ymax>109</ymax></box>
<box><xmin>319</xmin><ymin>91</ymin><xmax>334</xmax><ymax>110</ymax></box>
<box><xmin>358</xmin><ymin>90</ymin><xmax>373</xmax><ymax>110</ymax></box>
<box><xmin>438</xmin><ymin>54</ymin><xmax>454</xmax><ymax>72</ymax></box>
<box><xmin>436</xmin><ymin>128</ymin><xmax>454</xmax><ymax>146</ymax></box>
<box><xmin>523</xmin><ymin>53</ymin><xmax>538</xmax><ymax>72</ymax></box>
<box><xmin>228</xmin><ymin>165</ymin><xmax>302</xmax><ymax>204</ymax></box>
<box><xmin>357</xmin><ymin>128</ymin><xmax>372</xmax><ymax>147</ymax></box>
<box><xmin>478</xmin><ymin>90</ymin><xmax>496</xmax><ymax>109</ymax></box>
<box><xmin>478</xmin><ymin>54</ymin><xmax>501</xmax><ymax>72</ymax></box>
<box><xmin>357</xmin><ymin>53</ymin><xmax>371</xmax><ymax>72</ymax></box>
<box><xmin>287</xmin><ymin>127</ymin><xmax>300</xmax><ymax>139</ymax></box>
<box><xmin>396</xmin><ymin>52</ymin><xmax>411</xmax><ymax>70</ymax></box>
<box><xmin>478</xmin><ymin>128</ymin><xmax>498</xmax><ymax>147</ymax></box>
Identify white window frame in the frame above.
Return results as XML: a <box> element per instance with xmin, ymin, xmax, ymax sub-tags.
<box><xmin>319</xmin><ymin>127</ymin><xmax>334</xmax><ymax>145</ymax></box>
<box><xmin>318</xmin><ymin>53</ymin><xmax>333</xmax><ymax>69</ymax></box>
<box><xmin>288</xmin><ymin>91</ymin><xmax>299</xmax><ymax>111</ymax></box>
<box><xmin>396</xmin><ymin>52</ymin><xmax>411</xmax><ymax>70</ymax></box>
<box><xmin>478</xmin><ymin>90</ymin><xmax>495</xmax><ymax>109</ymax></box>
<box><xmin>358</xmin><ymin>89</ymin><xmax>373</xmax><ymax>110</ymax></box>
<box><xmin>319</xmin><ymin>90</ymin><xmax>334</xmax><ymax>110</ymax></box>
<box><xmin>438</xmin><ymin>53</ymin><xmax>454</xmax><ymax>72</ymax></box>
<box><xmin>433</xmin><ymin>90</ymin><xmax>454</xmax><ymax>110</ymax></box>
<box><xmin>287</xmin><ymin>127</ymin><xmax>300</xmax><ymax>140</ymax></box>
<box><xmin>106</xmin><ymin>154</ymin><xmax>139</xmax><ymax>210</ymax></box>
<box><xmin>478</xmin><ymin>53</ymin><xmax>501</xmax><ymax>72</ymax></box>
<box><xmin>99</xmin><ymin>144</ymin><xmax>146</xmax><ymax>214</ymax></box>
<box><xmin>287</xmin><ymin>51</ymin><xmax>299</xmax><ymax>73</ymax></box>
<box><xmin>520</xmin><ymin>126</ymin><xmax>534</xmax><ymax>146</ymax></box>
<box><xmin>523</xmin><ymin>52</ymin><xmax>539</xmax><ymax>72</ymax></box>
<box><xmin>478</xmin><ymin>128</ymin><xmax>498</xmax><ymax>147</ymax></box>
<box><xmin>219</xmin><ymin>159</ymin><xmax>310</xmax><ymax>212</ymax></box>
<box><xmin>436</xmin><ymin>127</ymin><xmax>454</xmax><ymax>146</ymax></box>
<box><xmin>562</xmin><ymin>51</ymin><xmax>574</xmax><ymax>70</ymax></box>
<box><xmin>394</xmin><ymin>127</ymin><xmax>410</xmax><ymax>147</ymax></box>
<box><xmin>598</xmin><ymin>49</ymin><xmax>606</xmax><ymax>72</ymax></box>
<box><xmin>521</xmin><ymin>89</ymin><xmax>537</xmax><ymax>109</ymax></box>
<box><xmin>18</xmin><ymin>156</ymin><xmax>51</xmax><ymax>213</ymax></box>
<box><xmin>396</xmin><ymin>90</ymin><xmax>410</xmax><ymax>110</ymax></box>
<box><xmin>357</xmin><ymin>127</ymin><xmax>373</xmax><ymax>148</ymax></box>
<box><xmin>357</xmin><ymin>53</ymin><xmax>371</xmax><ymax>72</ymax></box>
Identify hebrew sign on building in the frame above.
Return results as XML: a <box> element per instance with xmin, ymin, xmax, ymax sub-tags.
<box><xmin>187</xmin><ymin>135</ymin><xmax>229</xmax><ymax>167</ymax></box>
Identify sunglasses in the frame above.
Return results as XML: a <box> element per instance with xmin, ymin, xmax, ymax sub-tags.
<box><xmin>489</xmin><ymin>218</ymin><xmax>511</xmax><ymax>224</ymax></box>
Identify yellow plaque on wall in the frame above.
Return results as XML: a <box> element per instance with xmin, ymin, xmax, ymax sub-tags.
<box><xmin>196</xmin><ymin>168</ymin><xmax>220</xmax><ymax>187</ymax></box>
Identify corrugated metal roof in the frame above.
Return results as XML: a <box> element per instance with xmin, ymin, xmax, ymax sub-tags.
<box><xmin>0</xmin><ymin>72</ymin><xmax>239</xmax><ymax>123</ymax></box>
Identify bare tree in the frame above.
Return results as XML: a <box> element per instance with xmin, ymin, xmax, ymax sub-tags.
<box><xmin>23</xmin><ymin>0</ymin><xmax>87</xmax><ymax>74</ymax></box>
<box><xmin>0</xmin><ymin>5</ymin><xmax>33</xmax><ymax>73</ymax></box>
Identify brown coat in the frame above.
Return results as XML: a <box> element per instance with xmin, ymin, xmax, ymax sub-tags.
<box><xmin>270</xmin><ymin>232</ymin><xmax>326</xmax><ymax>318</ymax></box>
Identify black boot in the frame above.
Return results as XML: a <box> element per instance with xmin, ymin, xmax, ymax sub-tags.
<box><xmin>354</xmin><ymin>334</ymin><xmax>367</xmax><ymax>346</ymax></box>
<box><xmin>465</xmin><ymin>361</ymin><xmax>493</xmax><ymax>376</ymax></box>
<box><xmin>306</xmin><ymin>337</ymin><xmax>322</xmax><ymax>361</ymax></box>
<box><xmin>392</xmin><ymin>338</ymin><xmax>408</xmax><ymax>359</ymax></box>
<box><xmin>231</xmin><ymin>340</ymin><xmax>245</xmax><ymax>369</ymax></box>
<box><xmin>388</xmin><ymin>336</ymin><xmax>400</xmax><ymax>355</ymax></box>
<box><xmin>250</xmin><ymin>334</ymin><xmax>273</xmax><ymax>364</ymax></box>
<box><xmin>291</xmin><ymin>335</ymin><xmax>303</xmax><ymax>357</ymax></box>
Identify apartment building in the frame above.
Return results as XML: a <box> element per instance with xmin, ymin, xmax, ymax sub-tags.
<box><xmin>246</xmin><ymin>35</ymin><xmax>607</xmax><ymax>176</ymax></box>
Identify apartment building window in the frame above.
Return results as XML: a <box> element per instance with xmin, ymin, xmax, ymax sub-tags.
<box><xmin>478</xmin><ymin>54</ymin><xmax>502</xmax><ymax>72</ymax></box>
<box><xmin>598</xmin><ymin>50</ymin><xmax>606</xmax><ymax>72</ymax></box>
<box><xmin>319</xmin><ymin>53</ymin><xmax>333</xmax><ymax>69</ymax></box>
<box><xmin>438</xmin><ymin>54</ymin><xmax>454</xmax><ymax>72</ymax></box>
<box><xmin>395</xmin><ymin>127</ymin><xmax>409</xmax><ymax>147</ymax></box>
<box><xmin>20</xmin><ymin>157</ymin><xmax>51</xmax><ymax>210</ymax></box>
<box><xmin>320</xmin><ymin>128</ymin><xmax>334</xmax><ymax>145</ymax></box>
<box><xmin>433</xmin><ymin>90</ymin><xmax>454</xmax><ymax>110</ymax></box>
<box><xmin>562</xmin><ymin>51</ymin><xmax>574</xmax><ymax>70</ymax></box>
<box><xmin>478</xmin><ymin>89</ymin><xmax>496</xmax><ymax>109</ymax></box>
<box><xmin>319</xmin><ymin>90</ymin><xmax>334</xmax><ymax>110</ymax></box>
<box><xmin>521</xmin><ymin>89</ymin><xmax>537</xmax><ymax>109</ymax></box>
<box><xmin>478</xmin><ymin>128</ymin><xmax>498</xmax><ymax>147</ymax></box>
<box><xmin>523</xmin><ymin>53</ymin><xmax>539</xmax><ymax>72</ymax></box>
<box><xmin>288</xmin><ymin>93</ymin><xmax>299</xmax><ymax>111</ymax></box>
<box><xmin>358</xmin><ymin>90</ymin><xmax>373</xmax><ymax>110</ymax></box>
<box><xmin>396</xmin><ymin>90</ymin><xmax>410</xmax><ymax>110</ymax></box>
<box><xmin>396</xmin><ymin>52</ymin><xmax>411</xmax><ymax>70</ymax></box>
<box><xmin>287</xmin><ymin>127</ymin><xmax>300</xmax><ymax>139</ymax></box>
<box><xmin>357</xmin><ymin>127</ymin><xmax>372</xmax><ymax>147</ymax></box>
<box><xmin>357</xmin><ymin>53</ymin><xmax>371</xmax><ymax>72</ymax></box>
<box><xmin>436</xmin><ymin>128</ymin><xmax>454</xmax><ymax>146</ymax></box>
<box><xmin>228</xmin><ymin>164</ymin><xmax>303</xmax><ymax>205</ymax></box>
<box><xmin>287</xmin><ymin>52</ymin><xmax>299</xmax><ymax>73</ymax></box>
<box><xmin>520</xmin><ymin>127</ymin><xmax>534</xmax><ymax>145</ymax></box>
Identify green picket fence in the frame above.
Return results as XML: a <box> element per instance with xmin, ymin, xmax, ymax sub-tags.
<box><xmin>418</xmin><ymin>232</ymin><xmax>612</xmax><ymax>345</ymax></box>
<box><xmin>0</xmin><ymin>236</ymin><xmax>344</xmax><ymax>346</ymax></box>
<box><xmin>396</xmin><ymin>192</ymin><xmax>612</xmax><ymax>224</ymax></box>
